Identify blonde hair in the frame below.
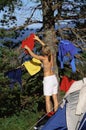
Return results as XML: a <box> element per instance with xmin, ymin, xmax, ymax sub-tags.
<box><xmin>42</xmin><ymin>45</ymin><xmax>51</xmax><ymax>62</ymax></box>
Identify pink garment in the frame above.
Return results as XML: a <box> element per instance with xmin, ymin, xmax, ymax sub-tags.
<box><xmin>21</xmin><ymin>33</ymin><xmax>35</xmax><ymax>54</ymax></box>
<box><xmin>60</xmin><ymin>76</ymin><xmax>75</xmax><ymax>92</ymax></box>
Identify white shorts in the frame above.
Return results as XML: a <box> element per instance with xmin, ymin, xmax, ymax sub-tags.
<box><xmin>43</xmin><ymin>75</ymin><xmax>59</xmax><ymax>96</ymax></box>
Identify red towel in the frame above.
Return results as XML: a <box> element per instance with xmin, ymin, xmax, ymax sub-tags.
<box><xmin>60</xmin><ymin>76</ymin><xmax>75</xmax><ymax>92</ymax></box>
<box><xmin>21</xmin><ymin>33</ymin><xmax>35</xmax><ymax>54</ymax></box>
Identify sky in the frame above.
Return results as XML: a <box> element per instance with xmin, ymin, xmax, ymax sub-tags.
<box><xmin>0</xmin><ymin>0</ymin><xmax>85</xmax><ymax>45</ymax></box>
<box><xmin>0</xmin><ymin>0</ymin><xmax>85</xmax><ymax>30</ymax></box>
<box><xmin>0</xmin><ymin>0</ymin><xmax>43</xmax><ymax>45</ymax></box>
<box><xmin>0</xmin><ymin>0</ymin><xmax>42</xmax><ymax>29</ymax></box>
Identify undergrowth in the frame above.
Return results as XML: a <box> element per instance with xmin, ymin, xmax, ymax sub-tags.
<box><xmin>0</xmin><ymin>110</ymin><xmax>43</xmax><ymax>130</ymax></box>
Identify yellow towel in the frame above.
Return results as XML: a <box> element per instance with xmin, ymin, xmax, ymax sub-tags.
<box><xmin>23</xmin><ymin>58</ymin><xmax>41</xmax><ymax>75</ymax></box>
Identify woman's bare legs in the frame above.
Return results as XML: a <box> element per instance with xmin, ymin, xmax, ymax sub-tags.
<box><xmin>45</xmin><ymin>96</ymin><xmax>52</xmax><ymax>113</ymax></box>
<box><xmin>52</xmin><ymin>94</ymin><xmax>58</xmax><ymax>112</ymax></box>
<box><xmin>45</xmin><ymin>94</ymin><xmax>58</xmax><ymax>113</ymax></box>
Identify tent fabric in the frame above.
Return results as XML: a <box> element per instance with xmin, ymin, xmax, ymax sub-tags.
<box><xmin>41</xmin><ymin>104</ymin><xmax>67</xmax><ymax>130</ymax></box>
<box><xmin>66</xmin><ymin>90</ymin><xmax>81</xmax><ymax>130</ymax></box>
<box><xmin>58</xmin><ymin>40</ymin><xmax>78</xmax><ymax>72</ymax></box>
<box><xmin>41</xmin><ymin>77</ymin><xmax>86</xmax><ymax>130</ymax></box>
<box><xmin>78</xmin><ymin>113</ymin><xmax>86</xmax><ymax>130</ymax></box>
<box><xmin>4</xmin><ymin>68</ymin><xmax>22</xmax><ymax>90</ymax></box>
<box><xmin>64</xmin><ymin>79</ymin><xmax>86</xmax><ymax>97</ymax></box>
<box><xmin>60</xmin><ymin>76</ymin><xmax>75</xmax><ymax>92</ymax></box>
<box><xmin>64</xmin><ymin>78</ymin><xmax>86</xmax><ymax>130</ymax></box>
<box><xmin>23</xmin><ymin>58</ymin><xmax>41</xmax><ymax>75</ymax></box>
<box><xmin>76</xmin><ymin>84</ymin><xmax>86</xmax><ymax>115</ymax></box>
<box><xmin>21</xmin><ymin>33</ymin><xmax>35</xmax><ymax>54</ymax></box>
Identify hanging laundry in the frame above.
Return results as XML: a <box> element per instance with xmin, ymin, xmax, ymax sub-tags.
<box><xmin>60</xmin><ymin>56</ymin><xmax>76</xmax><ymax>72</ymax></box>
<box><xmin>4</xmin><ymin>68</ymin><xmax>22</xmax><ymax>91</ymax></box>
<box><xmin>60</xmin><ymin>76</ymin><xmax>75</xmax><ymax>92</ymax></box>
<box><xmin>18</xmin><ymin>47</ymin><xmax>38</xmax><ymax>64</ymax></box>
<box><xmin>21</xmin><ymin>33</ymin><xmax>35</xmax><ymax>54</ymax></box>
<box><xmin>58</xmin><ymin>40</ymin><xmax>78</xmax><ymax>72</ymax></box>
<box><xmin>23</xmin><ymin>58</ymin><xmax>41</xmax><ymax>76</ymax></box>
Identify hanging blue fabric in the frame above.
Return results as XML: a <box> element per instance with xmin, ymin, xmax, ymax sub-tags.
<box><xmin>58</xmin><ymin>40</ymin><xmax>78</xmax><ymax>72</ymax></box>
<box><xmin>4</xmin><ymin>68</ymin><xmax>22</xmax><ymax>91</ymax></box>
<box><xmin>70</xmin><ymin>58</ymin><xmax>76</xmax><ymax>72</ymax></box>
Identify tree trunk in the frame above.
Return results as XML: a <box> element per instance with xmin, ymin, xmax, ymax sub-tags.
<box><xmin>41</xmin><ymin>0</ymin><xmax>59</xmax><ymax>79</ymax></box>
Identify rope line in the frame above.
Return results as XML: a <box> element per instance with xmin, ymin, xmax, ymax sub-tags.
<box><xmin>28</xmin><ymin>107</ymin><xmax>54</xmax><ymax>130</ymax></box>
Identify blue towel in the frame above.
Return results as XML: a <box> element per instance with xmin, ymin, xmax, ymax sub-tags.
<box><xmin>4</xmin><ymin>68</ymin><xmax>22</xmax><ymax>90</ymax></box>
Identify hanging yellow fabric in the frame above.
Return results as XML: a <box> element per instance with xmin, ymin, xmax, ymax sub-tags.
<box><xmin>23</xmin><ymin>58</ymin><xmax>41</xmax><ymax>75</ymax></box>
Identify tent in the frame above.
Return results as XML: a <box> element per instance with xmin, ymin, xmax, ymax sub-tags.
<box><xmin>35</xmin><ymin>78</ymin><xmax>86</xmax><ymax>130</ymax></box>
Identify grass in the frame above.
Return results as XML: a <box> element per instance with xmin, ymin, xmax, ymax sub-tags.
<box><xmin>0</xmin><ymin>110</ymin><xmax>43</xmax><ymax>130</ymax></box>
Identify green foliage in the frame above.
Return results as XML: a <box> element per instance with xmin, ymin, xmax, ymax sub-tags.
<box><xmin>0</xmin><ymin>89</ymin><xmax>20</xmax><ymax>117</ymax></box>
<box><xmin>0</xmin><ymin>29</ymin><xmax>18</xmax><ymax>38</ymax></box>
<box><xmin>0</xmin><ymin>0</ymin><xmax>22</xmax><ymax>27</ymax></box>
<box><xmin>0</xmin><ymin>0</ymin><xmax>85</xmax><ymax>129</ymax></box>
<box><xmin>0</xmin><ymin>47</ymin><xmax>21</xmax><ymax>72</ymax></box>
<box><xmin>0</xmin><ymin>0</ymin><xmax>22</xmax><ymax>10</ymax></box>
<box><xmin>0</xmin><ymin>71</ymin><xmax>44</xmax><ymax>118</ymax></box>
<box><xmin>81</xmin><ymin>51</ymin><xmax>86</xmax><ymax>58</ymax></box>
<box><xmin>0</xmin><ymin>110</ymin><xmax>43</xmax><ymax>130</ymax></box>
<box><xmin>0</xmin><ymin>46</ymin><xmax>45</xmax><ymax>119</ymax></box>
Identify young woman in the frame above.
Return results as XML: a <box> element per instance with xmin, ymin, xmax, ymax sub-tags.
<box><xmin>24</xmin><ymin>35</ymin><xmax>59</xmax><ymax>115</ymax></box>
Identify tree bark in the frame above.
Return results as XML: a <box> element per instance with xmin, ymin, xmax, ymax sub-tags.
<box><xmin>41</xmin><ymin>0</ymin><xmax>59</xmax><ymax>79</ymax></box>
